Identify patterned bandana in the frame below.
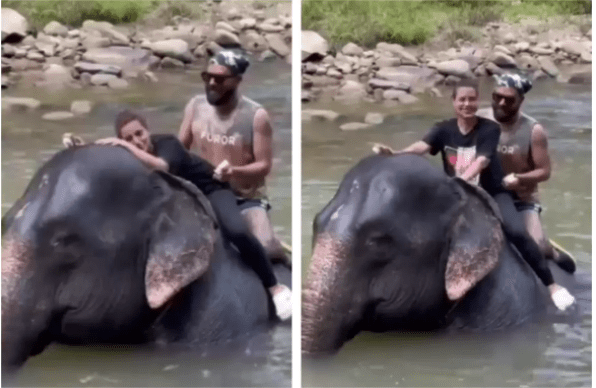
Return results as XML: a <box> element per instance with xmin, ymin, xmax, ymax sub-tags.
<box><xmin>209</xmin><ymin>50</ymin><xmax>250</xmax><ymax>76</ymax></box>
<box><xmin>493</xmin><ymin>73</ymin><xmax>532</xmax><ymax>95</ymax></box>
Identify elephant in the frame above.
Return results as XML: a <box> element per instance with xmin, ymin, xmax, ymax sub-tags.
<box><xmin>302</xmin><ymin>153</ymin><xmax>578</xmax><ymax>354</ymax></box>
<box><xmin>1</xmin><ymin>144</ymin><xmax>291</xmax><ymax>375</ymax></box>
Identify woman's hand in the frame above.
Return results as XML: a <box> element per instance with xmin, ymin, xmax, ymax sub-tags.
<box><xmin>372</xmin><ymin>143</ymin><xmax>395</xmax><ymax>155</ymax></box>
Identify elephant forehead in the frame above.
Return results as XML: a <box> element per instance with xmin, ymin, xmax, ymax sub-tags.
<box><xmin>43</xmin><ymin>166</ymin><xmax>90</xmax><ymax>220</ymax></box>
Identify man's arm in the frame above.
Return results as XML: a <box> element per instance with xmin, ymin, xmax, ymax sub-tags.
<box><xmin>373</xmin><ymin>141</ymin><xmax>431</xmax><ymax>155</ymax></box>
<box><xmin>517</xmin><ymin>124</ymin><xmax>551</xmax><ymax>184</ymax></box>
<box><xmin>178</xmin><ymin>97</ymin><xmax>196</xmax><ymax>150</ymax></box>
<box><xmin>226</xmin><ymin>108</ymin><xmax>272</xmax><ymax>182</ymax></box>
<box><xmin>95</xmin><ymin>138</ymin><xmax>169</xmax><ymax>171</ymax></box>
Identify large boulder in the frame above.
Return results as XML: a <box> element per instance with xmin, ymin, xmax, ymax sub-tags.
<box><xmin>264</xmin><ymin>33</ymin><xmax>290</xmax><ymax>57</ymax></box>
<box><xmin>337</xmin><ymin>80</ymin><xmax>367</xmax><ymax>100</ymax></box>
<box><xmin>302</xmin><ymin>30</ymin><xmax>328</xmax><ymax>61</ymax></box>
<box><xmin>537</xmin><ymin>56</ymin><xmax>559</xmax><ymax>77</ymax></box>
<box><xmin>150</xmin><ymin>39</ymin><xmax>193</xmax><ymax>63</ymax></box>
<box><xmin>368</xmin><ymin>78</ymin><xmax>410</xmax><ymax>92</ymax></box>
<box><xmin>2</xmin><ymin>8</ymin><xmax>28</xmax><ymax>43</ymax></box>
<box><xmin>436</xmin><ymin>59</ymin><xmax>473</xmax><ymax>78</ymax></box>
<box><xmin>82</xmin><ymin>20</ymin><xmax>129</xmax><ymax>45</ymax></box>
<box><xmin>2</xmin><ymin>96</ymin><xmax>41</xmax><ymax>111</ymax></box>
<box><xmin>74</xmin><ymin>61</ymin><xmax>122</xmax><ymax>76</ymax></box>
<box><xmin>214</xmin><ymin>29</ymin><xmax>240</xmax><ymax>46</ymax></box>
<box><xmin>82</xmin><ymin>47</ymin><xmax>154</xmax><ymax>70</ymax></box>
<box><xmin>560</xmin><ymin>40</ymin><xmax>584</xmax><ymax>56</ymax></box>
<box><xmin>342</xmin><ymin>42</ymin><xmax>363</xmax><ymax>56</ymax></box>
<box><xmin>376</xmin><ymin>66</ymin><xmax>437</xmax><ymax>93</ymax></box>
<box><xmin>43</xmin><ymin>21</ymin><xmax>68</xmax><ymax>37</ymax></box>
<box><xmin>240</xmin><ymin>30</ymin><xmax>268</xmax><ymax>52</ymax></box>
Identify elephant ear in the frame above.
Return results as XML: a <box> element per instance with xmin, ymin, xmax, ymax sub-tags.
<box><xmin>444</xmin><ymin>178</ymin><xmax>505</xmax><ymax>301</ymax></box>
<box><xmin>144</xmin><ymin>172</ymin><xmax>219</xmax><ymax>309</ymax></box>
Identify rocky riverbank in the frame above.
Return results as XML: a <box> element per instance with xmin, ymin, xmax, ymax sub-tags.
<box><xmin>1</xmin><ymin>1</ymin><xmax>291</xmax><ymax>118</ymax></box>
<box><xmin>302</xmin><ymin>17</ymin><xmax>591</xmax><ymax>106</ymax></box>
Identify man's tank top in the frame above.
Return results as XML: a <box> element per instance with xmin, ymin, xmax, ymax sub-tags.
<box><xmin>477</xmin><ymin>108</ymin><xmax>539</xmax><ymax>203</ymax></box>
<box><xmin>190</xmin><ymin>95</ymin><xmax>266</xmax><ymax>199</ymax></box>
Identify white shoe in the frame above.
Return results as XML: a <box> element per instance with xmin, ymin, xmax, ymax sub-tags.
<box><xmin>552</xmin><ymin>287</ymin><xmax>575</xmax><ymax>311</ymax></box>
<box><xmin>272</xmin><ymin>285</ymin><xmax>292</xmax><ymax>321</ymax></box>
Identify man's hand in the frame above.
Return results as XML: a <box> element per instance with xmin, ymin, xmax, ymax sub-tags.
<box><xmin>502</xmin><ymin>173</ymin><xmax>521</xmax><ymax>190</ymax></box>
<box><xmin>372</xmin><ymin>143</ymin><xmax>395</xmax><ymax>155</ymax></box>
<box><xmin>213</xmin><ymin>160</ymin><xmax>234</xmax><ymax>182</ymax></box>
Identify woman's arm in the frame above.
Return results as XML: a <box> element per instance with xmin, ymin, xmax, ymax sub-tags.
<box><xmin>95</xmin><ymin>138</ymin><xmax>169</xmax><ymax>171</ymax></box>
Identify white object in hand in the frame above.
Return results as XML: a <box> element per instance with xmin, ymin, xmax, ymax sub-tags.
<box><xmin>503</xmin><ymin>173</ymin><xmax>517</xmax><ymax>185</ymax></box>
<box><xmin>552</xmin><ymin>287</ymin><xmax>575</xmax><ymax>311</ymax></box>
<box><xmin>213</xmin><ymin>160</ymin><xmax>230</xmax><ymax>181</ymax></box>
<box><xmin>272</xmin><ymin>285</ymin><xmax>292</xmax><ymax>321</ymax></box>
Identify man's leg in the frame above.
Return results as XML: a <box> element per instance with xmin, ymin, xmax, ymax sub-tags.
<box><xmin>240</xmin><ymin>202</ymin><xmax>291</xmax><ymax>268</ymax></box>
<box><xmin>519</xmin><ymin>206</ymin><xmax>576</xmax><ymax>274</ymax></box>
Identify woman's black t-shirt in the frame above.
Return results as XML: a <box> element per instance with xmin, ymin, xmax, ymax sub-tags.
<box><xmin>150</xmin><ymin>134</ymin><xmax>229</xmax><ymax>195</ymax></box>
<box><xmin>422</xmin><ymin>117</ymin><xmax>505</xmax><ymax>195</ymax></box>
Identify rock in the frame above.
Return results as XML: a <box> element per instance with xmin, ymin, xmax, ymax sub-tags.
<box><xmin>74</xmin><ymin>61</ymin><xmax>122</xmax><ymax>76</ymax></box>
<box><xmin>90</xmin><ymin>73</ymin><xmax>117</xmax><ymax>86</ymax></box>
<box><xmin>503</xmin><ymin>32</ymin><xmax>516</xmax><ymax>44</ymax></box>
<box><xmin>494</xmin><ymin>45</ymin><xmax>513</xmax><ymax>56</ymax></box>
<box><xmin>567</xmin><ymin>67</ymin><xmax>591</xmax><ymax>84</ymax></box>
<box><xmin>43</xmin><ymin>63</ymin><xmax>70</xmax><ymax>81</ymax></box>
<box><xmin>82</xmin><ymin>20</ymin><xmax>129</xmax><ymax>45</ymax></box>
<box><xmin>376</xmin><ymin>66</ymin><xmax>437</xmax><ymax>93</ymax></box>
<box><xmin>335</xmin><ymin>62</ymin><xmax>351</xmax><ymax>74</ymax></box>
<box><xmin>473</xmin><ymin>64</ymin><xmax>487</xmax><ymax>77</ymax></box>
<box><xmin>364</xmin><ymin>112</ymin><xmax>385</xmax><ymax>125</ymax></box>
<box><xmin>436</xmin><ymin>59</ymin><xmax>472</xmax><ymax>78</ymax></box>
<box><xmin>43</xmin><ymin>21</ymin><xmax>68</xmax><ymax>37</ymax></box>
<box><xmin>140</xmin><ymin>70</ymin><xmax>158</xmax><ymax>83</ymax></box>
<box><xmin>302</xmin><ymin>109</ymin><xmax>340</xmax><ymax>121</ymax></box>
<box><xmin>215</xmin><ymin>21</ymin><xmax>238</xmax><ymax>34</ymax></box>
<box><xmin>258</xmin><ymin>23</ymin><xmax>284</xmax><ymax>33</ymax></box>
<box><xmin>580</xmin><ymin>51</ymin><xmax>591</xmax><ymax>63</ymax></box>
<box><xmin>302</xmin><ymin>90</ymin><xmax>311</xmax><ymax>102</ymax></box>
<box><xmin>485</xmin><ymin>62</ymin><xmax>505</xmax><ymax>75</ymax></box>
<box><xmin>383</xmin><ymin>89</ymin><xmax>419</xmax><ymax>104</ymax></box>
<box><xmin>150</xmin><ymin>40</ymin><xmax>192</xmax><ymax>63</ymax></box>
<box><xmin>264</xmin><ymin>34</ymin><xmax>290</xmax><ymax>57</ymax></box>
<box><xmin>342</xmin><ymin>42</ymin><xmax>363</xmax><ymax>56</ymax></box>
<box><xmin>429</xmin><ymin>87</ymin><xmax>442</xmax><ymax>98</ymax></box>
<box><xmin>1</xmin><ymin>75</ymin><xmax>8</xmax><ymax>88</ymax></box>
<box><xmin>2</xmin><ymin>8</ymin><xmax>28</xmax><ymax>43</ymax></box>
<box><xmin>70</xmin><ymin>100</ymin><xmax>92</xmax><ymax>115</ymax></box>
<box><xmin>43</xmin><ymin>111</ymin><xmax>75</xmax><ymax>121</ymax></box>
<box><xmin>302</xmin><ymin>30</ymin><xmax>328</xmax><ymax>61</ymax></box>
<box><xmin>340</xmin><ymin>122</ymin><xmax>371</xmax><ymax>131</ymax></box>
<box><xmin>35</xmin><ymin>41</ymin><xmax>56</xmax><ymax>57</ymax></box>
<box><xmin>514</xmin><ymin>42</ymin><xmax>530</xmax><ymax>52</ymax></box>
<box><xmin>560</xmin><ymin>40</ymin><xmax>584</xmax><ymax>56</ymax></box>
<box><xmin>367</xmin><ymin>78</ymin><xmax>410</xmax><ymax>92</ymax></box>
<box><xmin>375</xmin><ymin>56</ymin><xmax>401</xmax><ymax>67</ymax></box>
<box><xmin>337</xmin><ymin>80</ymin><xmax>367</xmax><ymax>99</ymax></box>
<box><xmin>259</xmin><ymin>50</ymin><xmax>277</xmax><ymax>61</ymax></box>
<box><xmin>3</xmin><ymin>44</ymin><xmax>16</xmax><ymax>57</ymax></box>
<box><xmin>2</xmin><ymin>96</ymin><xmax>41</xmax><ymax>111</ymax></box>
<box><xmin>444</xmin><ymin>75</ymin><xmax>462</xmax><ymax>86</ymax></box>
<box><xmin>518</xmin><ymin>54</ymin><xmax>540</xmax><ymax>70</ymax></box>
<box><xmin>240</xmin><ymin>30</ymin><xmax>268</xmax><ymax>52</ymax></box>
<box><xmin>239</xmin><ymin>18</ymin><xmax>257</xmax><ymax>30</ymax></box>
<box><xmin>160</xmin><ymin>57</ymin><xmax>185</xmax><ymax>69</ymax></box>
<box><xmin>537</xmin><ymin>56</ymin><xmax>559</xmax><ymax>77</ymax></box>
<box><xmin>82</xmin><ymin>47</ymin><xmax>153</xmax><ymax>70</ymax></box>
<box><xmin>530</xmin><ymin>46</ymin><xmax>554</xmax><ymax>55</ymax></box>
<box><xmin>489</xmin><ymin>52</ymin><xmax>517</xmax><ymax>68</ymax></box>
<box><xmin>107</xmin><ymin>77</ymin><xmax>128</xmax><ymax>89</ymax></box>
<box><xmin>26</xmin><ymin>51</ymin><xmax>45</xmax><ymax>62</ymax></box>
<box><xmin>82</xmin><ymin>35</ymin><xmax>111</xmax><ymax>50</ymax></box>
<box><xmin>532</xmin><ymin>69</ymin><xmax>548</xmax><ymax>80</ymax></box>
<box><xmin>206</xmin><ymin>41</ymin><xmax>224</xmax><ymax>56</ymax></box>
<box><xmin>327</xmin><ymin>68</ymin><xmax>342</xmax><ymax>78</ymax></box>
<box><xmin>214</xmin><ymin>29</ymin><xmax>240</xmax><ymax>46</ymax></box>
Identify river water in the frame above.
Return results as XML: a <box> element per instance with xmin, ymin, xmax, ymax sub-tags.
<box><xmin>2</xmin><ymin>59</ymin><xmax>291</xmax><ymax>387</ymax></box>
<box><xmin>301</xmin><ymin>79</ymin><xmax>591</xmax><ymax>387</ymax></box>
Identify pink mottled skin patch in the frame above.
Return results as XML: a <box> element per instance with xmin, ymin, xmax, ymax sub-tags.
<box><xmin>2</xmin><ymin>235</ymin><xmax>31</xmax><ymax>317</ymax></box>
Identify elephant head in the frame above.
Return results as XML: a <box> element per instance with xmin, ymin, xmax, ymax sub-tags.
<box><xmin>2</xmin><ymin>145</ymin><xmax>218</xmax><ymax>371</ymax></box>
<box><xmin>302</xmin><ymin>154</ymin><xmax>505</xmax><ymax>354</ymax></box>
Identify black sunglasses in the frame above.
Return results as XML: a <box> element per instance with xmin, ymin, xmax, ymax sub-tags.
<box><xmin>201</xmin><ymin>71</ymin><xmax>235</xmax><ymax>84</ymax></box>
<box><xmin>492</xmin><ymin>92</ymin><xmax>517</xmax><ymax>105</ymax></box>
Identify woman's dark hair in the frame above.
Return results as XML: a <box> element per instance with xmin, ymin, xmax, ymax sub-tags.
<box><xmin>114</xmin><ymin>110</ymin><xmax>149</xmax><ymax>137</ymax></box>
<box><xmin>451</xmin><ymin>78</ymin><xmax>479</xmax><ymax>99</ymax></box>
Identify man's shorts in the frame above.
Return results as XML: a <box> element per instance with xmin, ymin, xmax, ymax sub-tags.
<box><xmin>236</xmin><ymin>196</ymin><xmax>272</xmax><ymax>212</ymax></box>
<box><xmin>514</xmin><ymin>200</ymin><xmax>542</xmax><ymax>214</ymax></box>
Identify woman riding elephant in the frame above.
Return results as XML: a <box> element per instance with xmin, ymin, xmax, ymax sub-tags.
<box><xmin>374</xmin><ymin>79</ymin><xmax>574</xmax><ymax>311</ymax></box>
<box><xmin>96</xmin><ymin>110</ymin><xmax>291</xmax><ymax>321</ymax></box>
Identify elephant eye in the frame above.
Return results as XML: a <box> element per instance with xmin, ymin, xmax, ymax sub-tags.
<box><xmin>51</xmin><ymin>232</ymin><xmax>81</xmax><ymax>248</ymax></box>
<box><xmin>366</xmin><ymin>233</ymin><xmax>393</xmax><ymax>247</ymax></box>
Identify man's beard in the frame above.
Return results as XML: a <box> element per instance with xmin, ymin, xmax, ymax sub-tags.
<box><xmin>206</xmin><ymin>88</ymin><xmax>235</xmax><ymax>106</ymax></box>
<box><xmin>492</xmin><ymin>104</ymin><xmax>517</xmax><ymax>123</ymax></box>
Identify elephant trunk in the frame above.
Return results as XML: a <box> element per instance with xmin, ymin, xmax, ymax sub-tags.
<box><xmin>302</xmin><ymin>235</ymin><xmax>357</xmax><ymax>354</ymax></box>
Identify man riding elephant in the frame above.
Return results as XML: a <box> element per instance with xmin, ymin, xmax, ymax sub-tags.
<box><xmin>476</xmin><ymin>73</ymin><xmax>575</xmax><ymax>273</ymax></box>
<box><xmin>374</xmin><ymin>79</ymin><xmax>574</xmax><ymax>311</ymax></box>
<box><xmin>96</xmin><ymin>110</ymin><xmax>291</xmax><ymax>320</ymax></box>
<box><xmin>178</xmin><ymin>50</ymin><xmax>291</xmax><ymax>266</ymax></box>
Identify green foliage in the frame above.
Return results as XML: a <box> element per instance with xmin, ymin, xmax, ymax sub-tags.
<box><xmin>303</xmin><ymin>0</ymin><xmax>591</xmax><ymax>47</ymax></box>
<box><xmin>2</xmin><ymin>0</ymin><xmax>156</xmax><ymax>28</ymax></box>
